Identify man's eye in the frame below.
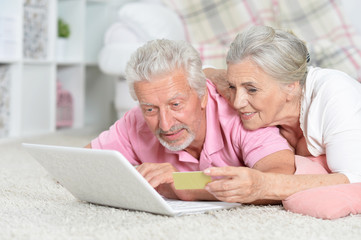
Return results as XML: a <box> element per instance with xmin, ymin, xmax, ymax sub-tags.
<box><xmin>229</xmin><ymin>84</ymin><xmax>236</xmax><ymax>89</ymax></box>
<box><xmin>172</xmin><ymin>102</ymin><xmax>182</xmax><ymax>109</ymax></box>
<box><xmin>143</xmin><ymin>107</ymin><xmax>157</xmax><ymax>115</ymax></box>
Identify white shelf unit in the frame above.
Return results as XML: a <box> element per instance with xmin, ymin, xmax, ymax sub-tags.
<box><xmin>0</xmin><ymin>0</ymin><xmax>127</xmax><ymax>139</ymax></box>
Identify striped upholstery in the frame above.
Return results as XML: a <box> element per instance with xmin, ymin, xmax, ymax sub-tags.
<box><xmin>162</xmin><ymin>0</ymin><xmax>277</xmax><ymax>68</ymax></box>
<box><xmin>161</xmin><ymin>0</ymin><xmax>361</xmax><ymax>81</ymax></box>
<box><xmin>277</xmin><ymin>0</ymin><xmax>361</xmax><ymax>81</ymax></box>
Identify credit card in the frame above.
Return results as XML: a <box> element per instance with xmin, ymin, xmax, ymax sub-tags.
<box><xmin>172</xmin><ymin>171</ymin><xmax>212</xmax><ymax>190</ymax></box>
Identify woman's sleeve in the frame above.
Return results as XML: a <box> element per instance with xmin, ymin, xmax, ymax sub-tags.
<box><xmin>320</xmin><ymin>78</ymin><xmax>361</xmax><ymax>183</ymax></box>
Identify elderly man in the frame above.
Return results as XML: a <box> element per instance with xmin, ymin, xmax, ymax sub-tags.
<box><xmin>85</xmin><ymin>39</ymin><xmax>294</xmax><ymax>203</ymax></box>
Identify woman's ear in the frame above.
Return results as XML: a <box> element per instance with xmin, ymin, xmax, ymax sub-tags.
<box><xmin>285</xmin><ymin>81</ymin><xmax>300</xmax><ymax>101</ymax></box>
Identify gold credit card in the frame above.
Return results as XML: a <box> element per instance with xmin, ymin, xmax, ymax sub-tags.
<box><xmin>173</xmin><ymin>171</ymin><xmax>212</xmax><ymax>190</ymax></box>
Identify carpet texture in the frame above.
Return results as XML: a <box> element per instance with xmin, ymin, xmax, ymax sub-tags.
<box><xmin>1</xmin><ymin>130</ymin><xmax>360</xmax><ymax>240</ymax></box>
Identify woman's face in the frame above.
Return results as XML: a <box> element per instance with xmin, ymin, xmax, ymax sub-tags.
<box><xmin>227</xmin><ymin>60</ymin><xmax>289</xmax><ymax>130</ymax></box>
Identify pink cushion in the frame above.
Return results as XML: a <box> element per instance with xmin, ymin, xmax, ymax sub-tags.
<box><xmin>283</xmin><ymin>155</ymin><xmax>361</xmax><ymax>219</ymax></box>
<box><xmin>294</xmin><ymin>155</ymin><xmax>329</xmax><ymax>175</ymax></box>
<box><xmin>283</xmin><ymin>183</ymin><xmax>361</xmax><ymax>219</ymax></box>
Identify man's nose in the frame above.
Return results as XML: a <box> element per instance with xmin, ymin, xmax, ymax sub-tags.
<box><xmin>159</xmin><ymin>109</ymin><xmax>174</xmax><ymax>132</ymax></box>
<box><xmin>233</xmin><ymin>89</ymin><xmax>248</xmax><ymax>109</ymax></box>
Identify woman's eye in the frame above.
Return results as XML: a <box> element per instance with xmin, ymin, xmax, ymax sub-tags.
<box><xmin>247</xmin><ymin>88</ymin><xmax>257</xmax><ymax>93</ymax></box>
<box><xmin>229</xmin><ymin>84</ymin><xmax>236</xmax><ymax>90</ymax></box>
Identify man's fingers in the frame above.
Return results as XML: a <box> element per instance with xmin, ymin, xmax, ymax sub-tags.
<box><xmin>147</xmin><ymin>169</ymin><xmax>174</xmax><ymax>187</ymax></box>
<box><xmin>136</xmin><ymin>163</ymin><xmax>176</xmax><ymax>188</ymax></box>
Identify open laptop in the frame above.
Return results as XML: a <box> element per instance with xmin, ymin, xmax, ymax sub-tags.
<box><xmin>23</xmin><ymin>143</ymin><xmax>241</xmax><ymax>216</ymax></box>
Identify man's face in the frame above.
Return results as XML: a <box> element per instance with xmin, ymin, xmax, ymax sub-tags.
<box><xmin>134</xmin><ymin>70</ymin><xmax>207</xmax><ymax>152</ymax></box>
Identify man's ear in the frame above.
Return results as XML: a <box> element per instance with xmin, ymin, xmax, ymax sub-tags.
<box><xmin>201</xmin><ymin>91</ymin><xmax>208</xmax><ymax>109</ymax></box>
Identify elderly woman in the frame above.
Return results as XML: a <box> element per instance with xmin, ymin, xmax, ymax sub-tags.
<box><xmin>204</xmin><ymin>25</ymin><xmax>361</xmax><ymax>219</ymax></box>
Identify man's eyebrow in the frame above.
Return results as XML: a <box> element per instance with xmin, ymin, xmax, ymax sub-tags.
<box><xmin>139</xmin><ymin>102</ymin><xmax>154</xmax><ymax>106</ymax></box>
<box><xmin>169</xmin><ymin>92</ymin><xmax>188</xmax><ymax>101</ymax></box>
<box><xmin>138</xmin><ymin>92</ymin><xmax>189</xmax><ymax>106</ymax></box>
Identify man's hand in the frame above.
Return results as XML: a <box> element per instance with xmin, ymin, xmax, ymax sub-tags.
<box><xmin>136</xmin><ymin>162</ymin><xmax>218</xmax><ymax>201</ymax></box>
<box><xmin>204</xmin><ymin>166</ymin><xmax>270</xmax><ymax>203</ymax></box>
<box><xmin>136</xmin><ymin>162</ymin><xmax>177</xmax><ymax>188</ymax></box>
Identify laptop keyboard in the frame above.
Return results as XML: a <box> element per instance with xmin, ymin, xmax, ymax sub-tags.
<box><xmin>165</xmin><ymin>198</ymin><xmax>221</xmax><ymax>211</ymax></box>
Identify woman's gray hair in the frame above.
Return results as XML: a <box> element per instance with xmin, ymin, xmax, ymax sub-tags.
<box><xmin>125</xmin><ymin>39</ymin><xmax>206</xmax><ymax>100</ymax></box>
<box><xmin>227</xmin><ymin>25</ymin><xmax>309</xmax><ymax>86</ymax></box>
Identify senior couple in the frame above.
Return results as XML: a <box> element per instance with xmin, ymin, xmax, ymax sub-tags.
<box><xmin>86</xmin><ymin>26</ymin><xmax>361</xmax><ymax>219</ymax></box>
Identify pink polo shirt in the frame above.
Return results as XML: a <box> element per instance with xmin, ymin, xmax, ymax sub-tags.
<box><xmin>91</xmin><ymin>80</ymin><xmax>290</xmax><ymax>171</ymax></box>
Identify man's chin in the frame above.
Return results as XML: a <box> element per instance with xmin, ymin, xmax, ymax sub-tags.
<box><xmin>161</xmin><ymin>141</ymin><xmax>187</xmax><ymax>152</ymax></box>
<box><xmin>159</xmin><ymin>137</ymin><xmax>194</xmax><ymax>152</ymax></box>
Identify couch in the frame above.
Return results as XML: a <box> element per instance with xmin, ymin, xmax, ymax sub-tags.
<box><xmin>98</xmin><ymin>0</ymin><xmax>361</xmax><ymax>115</ymax></box>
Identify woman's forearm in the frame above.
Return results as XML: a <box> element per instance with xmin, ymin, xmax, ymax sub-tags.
<box><xmin>262</xmin><ymin>172</ymin><xmax>350</xmax><ymax>200</ymax></box>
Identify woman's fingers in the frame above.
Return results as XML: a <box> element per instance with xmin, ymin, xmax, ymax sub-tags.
<box><xmin>205</xmin><ymin>178</ymin><xmax>239</xmax><ymax>192</ymax></box>
<box><xmin>204</xmin><ymin>166</ymin><xmax>266</xmax><ymax>203</ymax></box>
<box><xmin>204</xmin><ymin>166</ymin><xmax>239</xmax><ymax>177</ymax></box>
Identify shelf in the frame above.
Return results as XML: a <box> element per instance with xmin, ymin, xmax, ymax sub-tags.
<box><xmin>57</xmin><ymin>0</ymin><xmax>84</xmax><ymax>62</ymax></box>
<box><xmin>85</xmin><ymin>1</ymin><xmax>110</xmax><ymax>64</ymax></box>
<box><xmin>23</xmin><ymin>0</ymin><xmax>56</xmax><ymax>62</ymax></box>
<box><xmin>0</xmin><ymin>0</ymin><xmax>129</xmax><ymax>139</ymax></box>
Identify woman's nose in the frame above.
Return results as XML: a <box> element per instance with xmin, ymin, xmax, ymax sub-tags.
<box><xmin>233</xmin><ymin>89</ymin><xmax>248</xmax><ymax>109</ymax></box>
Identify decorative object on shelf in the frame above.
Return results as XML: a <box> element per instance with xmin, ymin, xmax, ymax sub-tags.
<box><xmin>57</xmin><ymin>18</ymin><xmax>71</xmax><ymax>60</ymax></box>
<box><xmin>0</xmin><ymin>65</ymin><xmax>10</xmax><ymax>138</ymax></box>
<box><xmin>23</xmin><ymin>0</ymin><xmax>49</xmax><ymax>60</ymax></box>
<box><xmin>56</xmin><ymin>82</ymin><xmax>73</xmax><ymax>128</ymax></box>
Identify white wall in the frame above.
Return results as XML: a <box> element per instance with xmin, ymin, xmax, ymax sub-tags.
<box><xmin>342</xmin><ymin>0</ymin><xmax>361</xmax><ymax>34</ymax></box>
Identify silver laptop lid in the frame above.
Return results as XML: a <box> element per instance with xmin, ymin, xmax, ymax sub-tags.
<box><xmin>22</xmin><ymin>143</ymin><xmax>176</xmax><ymax>216</ymax></box>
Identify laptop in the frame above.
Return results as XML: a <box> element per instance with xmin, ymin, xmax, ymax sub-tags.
<box><xmin>22</xmin><ymin>143</ymin><xmax>241</xmax><ymax>216</ymax></box>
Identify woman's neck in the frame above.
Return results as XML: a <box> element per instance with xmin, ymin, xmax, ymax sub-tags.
<box><xmin>273</xmin><ymin>96</ymin><xmax>301</xmax><ymax>130</ymax></box>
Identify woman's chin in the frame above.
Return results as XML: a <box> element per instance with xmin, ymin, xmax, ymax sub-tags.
<box><xmin>241</xmin><ymin>121</ymin><xmax>264</xmax><ymax>131</ymax></box>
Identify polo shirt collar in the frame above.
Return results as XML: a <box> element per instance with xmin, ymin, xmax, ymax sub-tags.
<box><xmin>203</xmin><ymin>92</ymin><xmax>224</xmax><ymax>155</ymax></box>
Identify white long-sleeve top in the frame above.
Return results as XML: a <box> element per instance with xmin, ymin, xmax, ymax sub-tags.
<box><xmin>300</xmin><ymin>66</ymin><xmax>361</xmax><ymax>183</ymax></box>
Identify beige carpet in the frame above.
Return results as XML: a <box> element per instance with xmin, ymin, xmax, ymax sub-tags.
<box><xmin>1</xmin><ymin>129</ymin><xmax>360</xmax><ymax>240</ymax></box>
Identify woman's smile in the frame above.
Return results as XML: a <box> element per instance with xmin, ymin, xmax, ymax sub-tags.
<box><xmin>240</xmin><ymin>112</ymin><xmax>256</xmax><ymax>121</ymax></box>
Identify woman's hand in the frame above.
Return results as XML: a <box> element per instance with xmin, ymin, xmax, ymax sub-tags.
<box><xmin>203</xmin><ymin>68</ymin><xmax>234</xmax><ymax>105</ymax></box>
<box><xmin>204</xmin><ymin>166</ymin><xmax>269</xmax><ymax>203</ymax></box>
